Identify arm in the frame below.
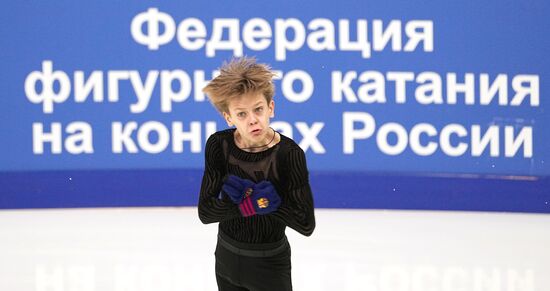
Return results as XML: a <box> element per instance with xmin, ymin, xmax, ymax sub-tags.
<box><xmin>272</xmin><ymin>146</ymin><xmax>316</xmax><ymax>236</ymax></box>
<box><xmin>198</xmin><ymin>134</ymin><xmax>241</xmax><ymax>224</ymax></box>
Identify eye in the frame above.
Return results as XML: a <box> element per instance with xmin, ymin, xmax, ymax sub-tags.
<box><xmin>237</xmin><ymin>112</ymin><xmax>246</xmax><ymax>118</ymax></box>
<box><xmin>255</xmin><ymin>106</ymin><xmax>264</xmax><ymax>113</ymax></box>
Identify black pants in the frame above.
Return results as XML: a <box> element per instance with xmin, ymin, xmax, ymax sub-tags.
<box><xmin>215</xmin><ymin>232</ymin><xmax>292</xmax><ymax>291</ymax></box>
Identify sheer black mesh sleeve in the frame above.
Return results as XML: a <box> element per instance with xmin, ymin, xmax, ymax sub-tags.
<box><xmin>198</xmin><ymin>134</ymin><xmax>241</xmax><ymax>224</ymax></box>
<box><xmin>273</xmin><ymin>146</ymin><xmax>316</xmax><ymax>236</ymax></box>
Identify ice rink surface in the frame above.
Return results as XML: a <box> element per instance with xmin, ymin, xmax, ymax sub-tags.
<box><xmin>1</xmin><ymin>207</ymin><xmax>548</xmax><ymax>291</ymax></box>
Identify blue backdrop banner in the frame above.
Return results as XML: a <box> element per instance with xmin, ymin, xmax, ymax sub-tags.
<box><xmin>1</xmin><ymin>1</ymin><xmax>548</xmax><ymax>212</ymax></box>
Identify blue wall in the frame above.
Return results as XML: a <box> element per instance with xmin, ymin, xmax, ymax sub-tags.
<box><xmin>1</xmin><ymin>1</ymin><xmax>548</xmax><ymax>212</ymax></box>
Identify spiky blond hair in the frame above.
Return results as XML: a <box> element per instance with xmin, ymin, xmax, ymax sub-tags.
<box><xmin>202</xmin><ymin>57</ymin><xmax>276</xmax><ymax>113</ymax></box>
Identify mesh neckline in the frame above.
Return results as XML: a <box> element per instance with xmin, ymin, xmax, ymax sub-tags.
<box><xmin>223</xmin><ymin>128</ymin><xmax>282</xmax><ymax>162</ymax></box>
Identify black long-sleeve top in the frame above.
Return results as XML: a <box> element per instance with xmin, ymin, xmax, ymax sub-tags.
<box><xmin>198</xmin><ymin>128</ymin><xmax>315</xmax><ymax>244</ymax></box>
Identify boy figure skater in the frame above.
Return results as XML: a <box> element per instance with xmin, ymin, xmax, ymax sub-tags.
<box><xmin>199</xmin><ymin>57</ymin><xmax>315</xmax><ymax>291</ymax></box>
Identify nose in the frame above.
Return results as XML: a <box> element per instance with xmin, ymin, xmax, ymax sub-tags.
<box><xmin>248</xmin><ymin>114</ymin><xmax>258</xmax><ymax>125</ymax></box>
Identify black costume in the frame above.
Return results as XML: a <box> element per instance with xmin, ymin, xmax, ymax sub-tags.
<box><xmin>198</xmin><ymin>128</ymin><xmax>315</xmax><ymax>290</ymax></box>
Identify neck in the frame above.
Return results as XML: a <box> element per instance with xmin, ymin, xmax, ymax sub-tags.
<box><xmin>236</xmin><ymin>128</ymin><xmax>276</xmax><ymax>152</ymax></box>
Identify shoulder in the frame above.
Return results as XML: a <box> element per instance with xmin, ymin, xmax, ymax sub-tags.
<box><xmin>278</xmin><ymin>132</ymin><xmax>303</xmax><ymax>153</ymax></box>
<box><xmin>205</xmin><ymin>129</ymin><xmax>235</xmax><ymax>158</ymax></box>
<box><xmin>276</xmin><ymin>132</ymin><xmax>309</xmax><ymax>179</ymax></box>
<box><xmin>276</xmin><ymin>132</ymin><xmax>306</xmax><ymax>164</ymax></box>
<box><xmin>206</xmin><ymin>128</ymin><xmax>235</xmax><ymax>146</ymax></box>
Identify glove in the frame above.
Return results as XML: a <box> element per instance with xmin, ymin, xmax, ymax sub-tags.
<box><xmin>221</xmin><ymin>175</ymin><xmax>255</xmax><ymax>204</ymax></box>
<box><xmin>239</xmin><ymin>180</ymin><xmax>281</xmax><ymax>217</ymax></box>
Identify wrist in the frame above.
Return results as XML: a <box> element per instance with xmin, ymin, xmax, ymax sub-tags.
<box><xmin>239</xmin><ymin>196</ymin><xmax>256</xmax><ymax>217</ymax></box>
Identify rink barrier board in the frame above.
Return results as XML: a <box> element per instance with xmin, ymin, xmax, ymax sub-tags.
<box><xmin>1</xmin><ymin>169</ymin><xmax>548</xmax><ymax>213</ymax></box>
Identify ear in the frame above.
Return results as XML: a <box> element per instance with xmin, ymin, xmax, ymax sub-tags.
<box><xmin>269</xmin><ymin>100</ymin><xmax>275</xmax><ymax>118</ymax></box>
<box><xmin>223</xmin><ymin>112</ymin><xmax>233</xmax><ymax>127</ymax></box>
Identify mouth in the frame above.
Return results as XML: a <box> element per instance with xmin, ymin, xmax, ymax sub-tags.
<box><xmin>250</xmin><ymin>128</ymin><xmax>262</xmax><ymax>135</ymax></box>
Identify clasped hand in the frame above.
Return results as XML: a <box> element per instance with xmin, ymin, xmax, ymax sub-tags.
<box><xmin>221</xmin><ymin>175</ymin><xmax>281</xmax><ymax>217</ymax></box>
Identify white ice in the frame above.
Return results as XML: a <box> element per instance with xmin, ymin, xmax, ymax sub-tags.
<box><xmin>0</xmin><ymin>208</ymin><xmax>548</xmax><ymax>291</ymax></box>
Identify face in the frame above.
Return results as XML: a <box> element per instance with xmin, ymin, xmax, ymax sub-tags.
<box><xmin>223</xmin><ymin>92</ymin><xmax>275</xmax><ymax>146</ymax></box>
